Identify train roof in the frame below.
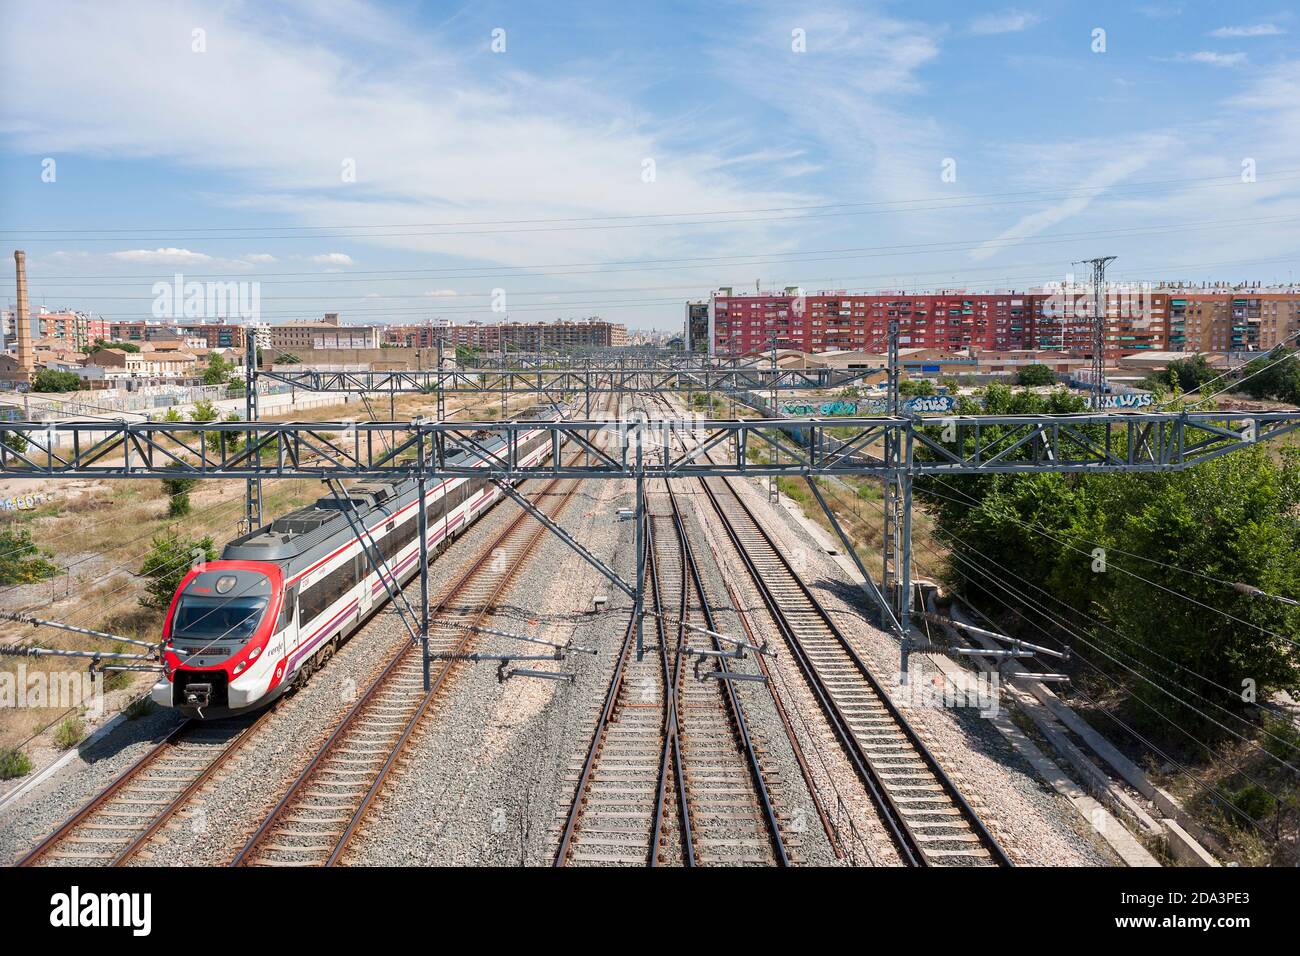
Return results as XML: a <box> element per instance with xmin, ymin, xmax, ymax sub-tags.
<box><xmin>220</xmin><ymin>404</ymin><xmax>563</xmax><ymax>568</ymax></box>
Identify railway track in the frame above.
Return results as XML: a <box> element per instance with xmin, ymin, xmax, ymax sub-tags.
<box><xmin>700</xmin><ymin>474</ymin><xmax>1011</xmax><ymax>866</ymax></box>
<box><xmin>553</xmin><ymin>517</ymin><xmax>680</xmax><ymax>866</ymax></box>
<box><xmin>18</xmin><ymin>711</ymin><xmax>272</xmax><ymax>867</ymax></box>
<box><xmin>555</xmin><ymin>397</ymin><xmax>789</xmax><ymax>865</ymax></box>
<box><xmin>233</xmin><ymin>423</ymin><xmax>600</xmax><ymax>866</ymax></box>
<box><xmin>655</xmin><ymin>485</ymin><xmax>791</xmax><ymax>865</ymax></box>
<box><xmin>642</xmin><ymin>390</ymin><xmax>1009</xmax><ymax>866</ymax></box>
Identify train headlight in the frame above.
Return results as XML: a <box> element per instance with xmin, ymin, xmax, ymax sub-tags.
<box><xmin>216</xmin><ymin>575</ymin><xmax>238</xmax><ymax>594</ymax></box>
<box><xmin>233</xmin><ymin>662</ymin><xmax>245</xmax><ymax>674</ymax></box>
<box><xmin>248</xmin><ymin>646</ymin><xmax>261</xmax><ymax>660</ymax></box>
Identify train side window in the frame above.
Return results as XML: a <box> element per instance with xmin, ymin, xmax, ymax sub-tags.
<box><xmin>276</xmin><ymin>584</ymin><xmax>298</xmax><ymax>632</ymax></box>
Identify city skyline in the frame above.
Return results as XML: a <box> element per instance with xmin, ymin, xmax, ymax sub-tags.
<box><xmin>2</xmin><ymin>1</ymin><xmax>1299</xmax><ymax>330</ymax></box>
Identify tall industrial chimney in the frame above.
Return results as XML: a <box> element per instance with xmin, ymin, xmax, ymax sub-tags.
<box><xmin>13</xmin><ymin>249</ymin><xmax>33</xmax><ymax>376</ymax></box>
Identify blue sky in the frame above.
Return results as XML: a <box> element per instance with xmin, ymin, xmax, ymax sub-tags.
<box><xmin>1</xmin><ymin>0</ymin><xmax>1298</xmax><ymax>330</ymax></box>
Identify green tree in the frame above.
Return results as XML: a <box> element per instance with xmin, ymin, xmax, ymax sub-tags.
<box><xmin>191</xmin><ymin>398</ymin><xmax>219</xmax><ymax>422</ymax></box>
<box><xmin>0</xmin><ymin>525</ymin><xmax>57</xmax><ymax>585</ymax></box>
<box><xmin>1231</xmin><ymin>347</ymin><xmax>1300</xmax><ymax>404</ymax></box>
<box><xmin>916</xmin><ymin>383</ymin><xmax>1300</xmax><ymax>741</ymax></box>
<box><xmin>1016</xmin><ymin>363</ymin><xmax>1055</xmax><ymax>386</ymax></box>
<box><xmin>139</xmin><ymin>529</ymin><xmax>216</xmax><ymax>610</ymax></box>
<box><xmin>1145</xmin><ymin>354</ymin><xmax>1219</xmax><ymax>394</ymax></box>
<box><xmin>0</xmin><ymin>431</ymin><xmax>27</xmax><ymax>453</ymax></box>
<box><xmin>88</xmin><ymin>340</ymin><xmax>140</xmax><ymax>354</ymax></box>
<box><xmin>32</xmin><ymin>369</ymin><xmax>82</xmax><ymax>393</ymax></box>
<box><xmin>202</xmin><ymin>352</ymin><xmax>236</xmax><ymax>386</ymax></box>
<box><xmin>898</xmin><ymin>378</ymin><xmax>935</xmax><ymax>398</ymax></box>
<box><xmin>160</xmin><ymin>462</ymin><xmax>198</xmax><ymax>517</ymax></box>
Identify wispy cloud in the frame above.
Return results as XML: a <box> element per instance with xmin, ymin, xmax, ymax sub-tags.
<box><xmin>1137</xmin><ymin>5</ymin><xmax>1182</xmax><ymax>18</ymax></box>
<box><xmin>309</xmin><ymin>252</ymin><xmax>355</xmax><ymax>266</ymax></box>
<box><xmin>968</xmin><ymin>10</ymin><xmax>1041</xmax><ymax>36</ymax></box>
<box><xmin>1209</xmin><ymin>24</ymin><xmax>1286</xmax><ymax>38</ymax></box>
<box><xmin>1167</xmin><ymin>51</ymin><xmax>1249</xmax><ymax>67</ymax></box>
<box><xmin>966</xmin><ymin>142</ymin><xmax>1167</xmax><ymax>261</ymax></box>
<box><xmin>109</xmin><ymin>248</ymin><xmax>214</xmax><ymax>265</ymax></box>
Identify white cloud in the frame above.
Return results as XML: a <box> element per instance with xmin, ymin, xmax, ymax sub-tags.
<box><xmin>423</xmin><ymin>289</ymin><xmax>458</xmax><ymax>297</ymax></box>
<box><xmin>968</xmin><ymin>11</ymin><xmax>1041</xmax><ymax>36</ymax></box>
<box><xmin>1209</xmin><ymin>24</ymin><xmax>1285</xmax><ymax>38</ymax></box>
<box><xmin>108</xmin><ymin>247</ymin><xmax>213</xmax><ymax>265</ymax></box>
<box><xmin>1170</xmin><ymin>51</ymin><xmax>1248</xmax><ymax>67</ymax></box>
<box><xmin>0</xmin><ymin>0</ymin><xmax>805</xmax><ymax>287</ymax></box>
<box><xmin>309</xmin><ymin>252</ymin><xmax>354</xmax><ymax>266</ymax></box>
<box><xmin>242</xmin><ymin>253</ymin><xmax>277</xmax><ymax>264</ymax></box>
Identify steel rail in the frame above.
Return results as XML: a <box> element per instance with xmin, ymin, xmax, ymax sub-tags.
<box><xmin>700</xmin><ymin>476</ymin><xmax>1012</xmax><ymax>866</ymax></box>
<box><xmin>645</xmin><ymin>517</ymin><xmax>692</xmax><ymax>866</ymax></box>
<box><xmin>553</xmin><ymin>613</ymin><xmax>638</xmax><ymax>865</ymax></box>
<box><xmin>665</xmin><ymin>481</ymin><xmax>790</xmax><ymax>866</ymax></box>
<box><xmin>18</xmin><ymin>711</ymin><xmax>272</xmax><ymax>867</ymax></box>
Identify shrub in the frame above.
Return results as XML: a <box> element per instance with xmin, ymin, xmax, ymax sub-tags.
<box><xmin>124</xmin><ymin>697</ymin><xmax>157</xmax><ymax>721</ymax></box>
<box><xmin>32</xmin><ymin>369</ymin><xmax>82</xmax><ymax>393</ymax></box>
<box><xmin>0</xmin><ymin>525</ymin><xmax>57</xmax><ymax>585</ymax></box>
<box><xmin>139</xmin><ymin>529</ymin><xmax>216</xmax><ymax>610</ymax></box>
<box><xmin>161</xmin><ymin>461</ymin><xmax>198</xmax><ymax>517</ymax></box>
<box><xmin>0</xmin><ymin>746</ymin><xmax>32</xmax><ymax>780</ymax></box>
<box><xmin>1016</xmin><ymin>363</ymin><xmax>1055</xmax><ymax>386</ymax></box>
<box><xmin>1230</xmin><ymin>784</ymin><xmax>1277</xmax><ymax>824</ymax></box>
<box><xmin>53</xmin><ymin>715</ymin><xmax>85</xmax><ymax>750</ymax></box>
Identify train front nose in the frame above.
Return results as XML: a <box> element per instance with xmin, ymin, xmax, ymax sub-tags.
<box><xmin>164</xmin><ymin>565</ymin><xmax>277</xmax><ymax>714</ymax></box>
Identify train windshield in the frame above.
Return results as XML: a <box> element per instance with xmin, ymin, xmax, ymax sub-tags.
<box><xmin>173</xmin><ymin>596</ymin><xmax>268</xmax><ymax>641</ymax></box>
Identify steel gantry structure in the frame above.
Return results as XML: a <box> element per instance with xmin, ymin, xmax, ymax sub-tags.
<box><xmin>256</xmin><ymin>364</ymin><xmax>880</xmax><ymax>397</ymax></box>
<box><xmin>3</xmin><ymin>407</ymin><xmax>1299</xmax><ymax>677</ymax></box>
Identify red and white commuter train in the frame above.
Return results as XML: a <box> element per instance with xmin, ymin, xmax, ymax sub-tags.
<box><xmin>151</xmin><ymin>408</ymin><xmax>562</xmax><ymax>717</ymax></box>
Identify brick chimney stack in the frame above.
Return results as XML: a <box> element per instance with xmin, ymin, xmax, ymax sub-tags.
<box><xmin>14</xmin><ymin>249</ymin><xmax>33</xmax><ymax>375</ymax></box>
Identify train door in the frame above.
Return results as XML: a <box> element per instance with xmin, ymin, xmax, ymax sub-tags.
<box><xmin>280</xmin><ymin>583</ymin><xmax>300</xmax><ymax>653</ymax></box>
<box><xmin>357</xmin><ymin>549</ymin><xmax>374</xmax><ymax>617</ymax></box>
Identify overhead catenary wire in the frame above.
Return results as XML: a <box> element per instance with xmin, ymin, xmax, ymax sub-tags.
<box><xmin>917</xmin><ymin>535</ymin><xmax>1294</xmax><ymax>831</ymax></box>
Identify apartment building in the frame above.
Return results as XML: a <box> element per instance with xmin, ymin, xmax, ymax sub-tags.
<box><xmin>708</xmin><ymin>288</ymin><xmax>1036</xmax><ymax>357</ymax></box>
<box><xmin>406</xmin><ymin>318</ymin><xmax>628</xmax><ymax>351</ymax></box>
<box><xmin>268</xmin><ymin>313</ymin><xmax>380</xmax><ymax>351</ymax></box>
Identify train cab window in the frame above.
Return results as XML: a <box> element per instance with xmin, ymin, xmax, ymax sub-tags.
<box><xmin>174</xmin><ymin>595</ymin><xmax>268</xmax><ymax>642</ymax></box>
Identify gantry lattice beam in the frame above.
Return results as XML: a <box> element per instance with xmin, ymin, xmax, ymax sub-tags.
<box><xmin>0</xmin><ymin>411</ymin><xmax>1296</xmax><ymax>480</ymax></box>
<box><xmin>256</xmin><ymin>366</ymin><xmax>880</xmax><ymax>394</ymax></box>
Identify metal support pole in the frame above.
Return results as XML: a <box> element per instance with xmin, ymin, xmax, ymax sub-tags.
<box><xmin>634</xmin><ymin>439</ymin><xmax>645</xmax><ymax>661</ymax></box>
<box><xmin>244</xmin><ymin>329</ymin><xmax>262</xmax><ymax>531</ymax></box>
<box><xmin>417</xmin><ymin>432</ymin><xmax>431</xmax><ymax>692</ymax></box>
<box><xmin>768</xmin><ymin>329</ymin><xmax>778</xmax><ymax>504</ymax></box>
<box><xmin>436</xmin><ymin>339</ymin><xmax>446</xmax><ymax>422</ymax></box>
